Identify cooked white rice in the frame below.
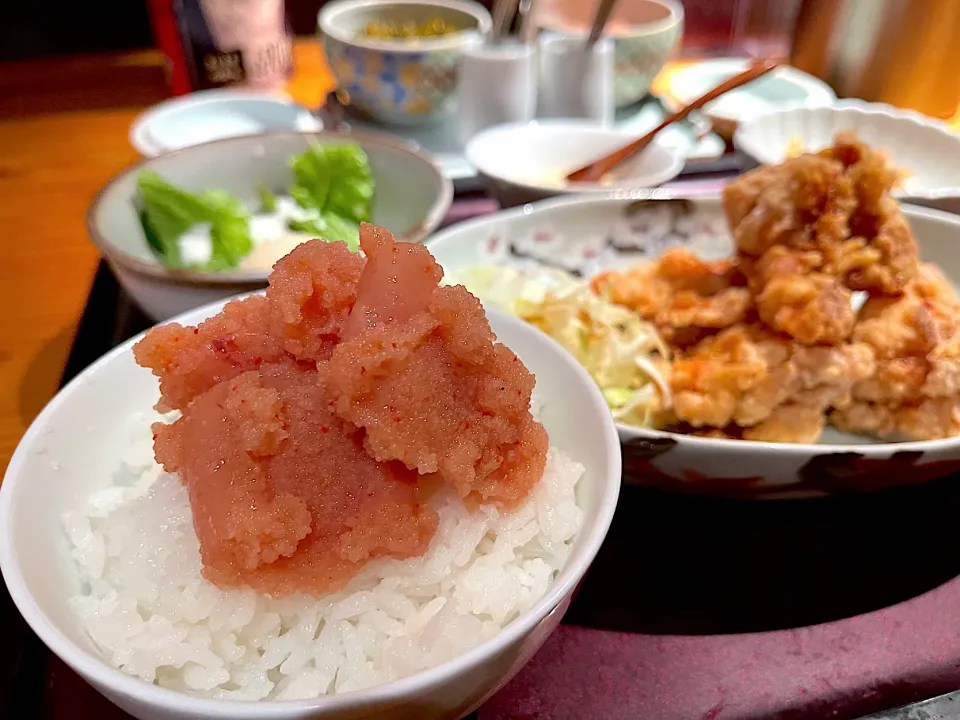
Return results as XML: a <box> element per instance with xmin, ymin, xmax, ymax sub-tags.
<box><xmin>63</xmin><ymin>413</ymin><xmax>583</xmax><ymax>701</ymax></box>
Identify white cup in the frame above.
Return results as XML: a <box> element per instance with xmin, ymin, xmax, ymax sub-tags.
<box><xmin>457</xmin><ymin>41</ymin><xmax>538</xmax><ymax>146</ymax></box>
<box><xmin>538</xmin><ymin>35</ymin><xmax>614</xmax><ymax>125</ymax></box>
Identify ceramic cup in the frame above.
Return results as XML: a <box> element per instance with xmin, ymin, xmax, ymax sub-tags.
<box><xmin>457</xmin><ymin>41</ymin><xmax>538</xmax><ymax>145</ymax></box>
<box><xmin>533</xmin><ymin>0</ymin><xmax>684</xmax><ymax>107</ymax></box>
<box><xmin>537</xmin><ymin>35</ymin><xmax>614</xmax><ymax>125</ymax></box>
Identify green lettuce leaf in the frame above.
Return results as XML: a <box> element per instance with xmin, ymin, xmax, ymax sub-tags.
<box><xmin>258</xmin><ymin>185</ymin><xmax>278</xmax><ymax>213</ymax></box>
<box><xmin>288</xmin><ymin>216</ymin><xmax>360</xmax><ymax>251</ymax></box>
<box><xmin>201</xmin><ymin>189</ymin><xmax>254</xmax><ymax>268</ymax></box>
<box><xmin>289</xmin><ymin>143</ymin><xmax>374</xmax><ymax>225</ymax></box>
<box><xmin>136</xmin><ymin>171</ymin><xmax>253</xmax><ymax>270</ymax></box>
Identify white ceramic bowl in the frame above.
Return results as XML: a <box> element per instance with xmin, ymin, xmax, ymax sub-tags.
<box><xmin>129</xmin><ymin>90</ymin><xmax>323</xmax><ymax>158</ymax></box>
<box><xmin>665</xmin><ymin>59</ymin><xmax>836</xmax><ymax>139</ymax></box>
<box><xmin>465</xmin><ymin>120</ymin><xmax>685</xmax><ymax>207</ymax></box>
<box><xmin>88</xmin><ymin>130</ymin><xmax>452</xmax><ymax>322</ymax></box>
<box><xmin>734</xmin><ymin>100</ymin><xmax>960</xmax><ymax>206</ymax></box>
<box><xmin>426</xmin><ymin>193</ymin><xmax>960</xmax><ymax>499</ymax></box>
<box><xmin>0</xmin><ymin>300</ymin><xmax>620</xmax><ymax>720</ymax></box>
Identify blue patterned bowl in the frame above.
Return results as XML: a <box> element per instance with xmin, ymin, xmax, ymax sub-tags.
<box><xmin>318</xmin><ymin>0</ymin><xmax>491</xmax><ymax>126</ymax></box>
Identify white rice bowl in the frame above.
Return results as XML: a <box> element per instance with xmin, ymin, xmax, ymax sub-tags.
<box><xmin>63</xmin><ymin>410</ymin><xmax>584</xmax><ymax>702</ymax></box>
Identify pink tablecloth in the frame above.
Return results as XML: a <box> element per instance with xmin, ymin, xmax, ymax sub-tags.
<box><xmin>481</xmin><ymin>589</ymin><xmax>960</xmax><ymax>720</ymax></box>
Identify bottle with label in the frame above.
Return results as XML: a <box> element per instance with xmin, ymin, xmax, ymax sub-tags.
<box><xmin>147</xmin><ymin>0</ymin><xmax>294</xmax><ymax>95</ymax></box>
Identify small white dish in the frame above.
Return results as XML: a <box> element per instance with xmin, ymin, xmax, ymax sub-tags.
<box><xmin>665</xmin><ymin>59</ymin><xmax>836</xmax><ymax>138</ymax></box>
<box><xmin>465</xmin><ymin>120</ymin><xmax>685</xmax><ymax>206</ymax></box>
<box><xmin>129</xmin><ymin>89</ymin><xmax>323</xmax><ymax>157</ymax></box>
<box><xmin>0</xmin><ymin>298</ymin><xmax>620</xmax><ymax>720</ymax></box>
<box><xmin>734</xmin><ymin>100</ymin><xmax>960</xmax><ymax>208</ymax></box>
<box><xmin>426</xmin><ymin>194</ymin><xmax>960</xmax><ymax>499</ymax></box>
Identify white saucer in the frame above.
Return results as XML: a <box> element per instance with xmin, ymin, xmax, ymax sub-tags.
<box><xmin>665</xmin><ymin>59</ymin><xmax>836</xmax><ymax>124</ymax></box>
<box><xmin>129</xmin><ymin>89</ymin><xmax>323</xmax><ymax>157</ymax></box>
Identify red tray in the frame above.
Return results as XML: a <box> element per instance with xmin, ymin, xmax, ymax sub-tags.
<box><xmin>6</xmin><ymin>193</ymin><xmax>959</xmax><ymax>720</ymax></box>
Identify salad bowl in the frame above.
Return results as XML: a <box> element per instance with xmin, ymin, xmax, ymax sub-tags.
<box><xmin>88</xmin><ymin>130</ymin><xmax>452</xmax><ymax>321</ymax></box>
<box><xmin>427</xmin><ymin>194</ymin><xmax>960</xmax><ymax>499</ymax></box>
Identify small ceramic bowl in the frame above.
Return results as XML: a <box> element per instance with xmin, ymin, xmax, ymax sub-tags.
<box><xmin>129</xmin><ymin>90</ymin><xmax>323</xmax><ymax>158</ymax></box>
<box><xmin>0</xmin><ymin>300</ymin><xmax>620</xmax><ymax>720</ymax></box>
<box><xmin>665</xmin><ymin>59</ymin><xmax>836</xmax><ymax>140</ymax></box>
<box><xmin>426</xmin><ymin>194</ymin><xmax>960</xmax><ymax>499</ymax></box>
<box><xmin>318</xmin><ymin>0</ymin><xmax>492</xmax><ymax>125</ymax></box>
<box><xmin>464</xmin><ymin>120</ymin><xmax>685</xmax><ymax>207</ymax></box>
<box><xmin>734</xmin><ymin>100</ymin><xmax>960</xmax><ymax>210</ymax></box>
<box><xmin>535</xmin><ymin>0</ymin><xmax>684</xmax><ymax>107</ymax></box>
<box><xmin>87</xmin><ymin>130</ymin><xmax>452</xmax><ymax>321</ymax></box>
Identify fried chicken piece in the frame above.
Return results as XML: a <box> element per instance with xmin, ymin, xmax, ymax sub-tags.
<box><xmin>832</xmin><ymin>137</ymin><xmax>917</xmax><ymax>293</ymax></box>
<box><xmin>590</xmin><ymin>247</ymin><xmax>752</xmax><ymax>348</ymax></box>
<box><xmin>742</xmin><ymin>247</ymin><xmax>856</xmax><ymax>345</ymax></box>
<box><xmin>723</xmin><ymin>153</ymin><xmax>856</xmax><ymax>258</ymax></box>
<box><xmin>832</xmin><ymin>396</ymin><xmax>960</xmax><ymax>441</ymax></box>
<box><xmin>723</xmin><ymin>153</ymin><xmax>856</xmax><ymax>346</ymax></box>
<box><xmin>689</xmin><ymin>402</ymin><xmax>827</xmax><ymax>443</ymax></box>
<box><xmin>853</xmin><ymin>264</ymin><xmax>959</xmax><ymax>357</ymax></box>
<box><xmin>831</xmin><ymin>264</ymin><xmax>960</xmax><ymax>440</ymax></box>
<box><xmin>666</xmin><ymin>324</ymin><xmax>875</xmax><ymax>442</ymax></box>
<box><xmin>742</xmin><ymin>402</ymin><xmax>827</xmax><ymax>443</ymax></box>
<box><xmin>724</xmin><ymin>132</ymin><xmax>919</xmax><ymax>298</ymax></box>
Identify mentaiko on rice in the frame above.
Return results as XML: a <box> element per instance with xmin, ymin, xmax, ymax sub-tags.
<box><xmin>64</xmin><ymin>414</ymin><xmax>582</xmax><ymax>700</ymax></box>
<box><xmin>63</xmin><ymin>225</ymin><xmax>584</xmax><ymax>700</ymax></box>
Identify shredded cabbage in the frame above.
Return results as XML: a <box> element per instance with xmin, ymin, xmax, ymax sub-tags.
<box><xmin>450</xmin><ymin>265</ymin><xmax>671</xmax><ymax>428</ymax></box>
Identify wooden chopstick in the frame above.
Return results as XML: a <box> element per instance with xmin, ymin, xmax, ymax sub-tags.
<box><xmin>566</xmin><ymin>59</ymin><xmax>781</xmax><ymax>183</ymax></box>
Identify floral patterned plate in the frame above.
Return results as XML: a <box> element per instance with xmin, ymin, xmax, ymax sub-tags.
<box><xmin>426</xmin><ymin>193</ymin><xmax>960</xmax><ymax>499</ymax></box>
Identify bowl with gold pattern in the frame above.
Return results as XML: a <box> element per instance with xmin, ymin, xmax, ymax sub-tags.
<box><xmin>319</xmin><ymin>0</ymin><xmax>491</xmax><ymax>126</ymax></box>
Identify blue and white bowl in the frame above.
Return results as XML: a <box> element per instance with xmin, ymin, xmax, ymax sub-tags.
<box><xmin>318</xmin><ymin>0</ymin><xmax>492</xmax><ymax>126</ymax></box>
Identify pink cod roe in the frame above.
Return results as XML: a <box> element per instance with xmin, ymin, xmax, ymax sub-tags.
<box><xmin>133</xmin><ymin>225</ymin><xmax>547</xmax><ymax>596</ymax></box>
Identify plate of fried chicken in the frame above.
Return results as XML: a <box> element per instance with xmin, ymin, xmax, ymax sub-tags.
<box><xmin>428</xmin><ymin>134</ymin><xmax>960</xmax><ymax>498</ymax></box>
